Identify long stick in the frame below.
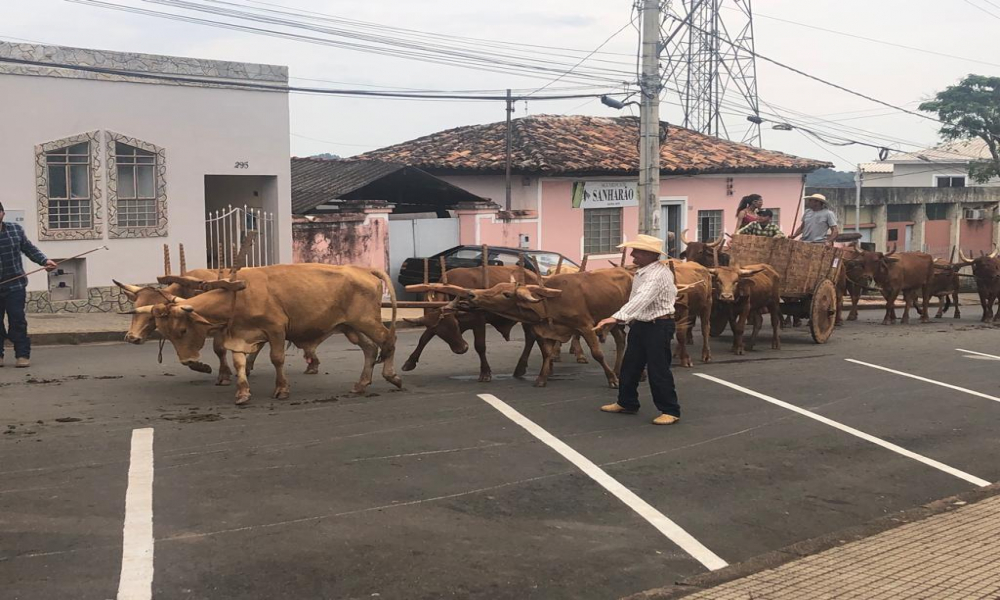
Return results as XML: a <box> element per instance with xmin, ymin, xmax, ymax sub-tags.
<box><xmin>0</xmin><ymin>245</ymin><xmax>109</xmax><ymax>286</ymax></box>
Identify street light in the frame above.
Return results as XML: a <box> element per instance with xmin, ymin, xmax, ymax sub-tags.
<box><xmin>601</xmin><ymin>95</ymin><xmax>640</xmax><ymax>110</ymax></box>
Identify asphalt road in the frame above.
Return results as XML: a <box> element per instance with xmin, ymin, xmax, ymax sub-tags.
<box><xmin>2</xmin><ymin>310</ymin><xmax>999</xmax><ymax>600</ymax></box>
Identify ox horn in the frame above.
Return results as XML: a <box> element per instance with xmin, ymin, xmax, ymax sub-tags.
<box><xmin>402</xmin><ymin>316</ymin><xmax>428</xmax><ymax>326</ymax></box>
<box><xmin>113</xmin><ymin>279</ymin><xmax>143</xmax><ymax>294</ymax></box>
<box><xmin>708</xmin><ymin>233</ymin><xmax>725</xmax><ymax>248</ymax></box>
<box><xmin>990</xmin><ymin>245</ymin><xmax>999</xmax><ymax>259</ymax></box>
<box><xmin>680</xmin><ymin>229</ymin><xmax>691</xmax><ymax>246</ymax></box>
<box><xmin>405</xmin><ymin>283</ymin><xmax>473</xmax><ymax>298</ymax></box>
<box><xmin>523</xmin><ymin>284</ymin><xmax>562</xmax><ymax>298</ymax></box>
<box><xmin>957</xmin><ymin>248</ymin><xmax>974</xmax><ymax>264</ymax></box>
<box><xmin>739</xmin><ymin>267</ymin><xmax>765</xmax><ymax>277</ymax></box>
<box><xmin>158</xmin><ymin>275</ymin><xmax>208</xmax><ymax>287</ymax></box>
<box><xmin>515</xmin><ymin>287</ymin><xmax>543</xmax><ymax>303</ymax></box>
<box><xmin>123</xmin><ymin>305</ymin><xmax>154</xmax><ymax>315</ymax></box>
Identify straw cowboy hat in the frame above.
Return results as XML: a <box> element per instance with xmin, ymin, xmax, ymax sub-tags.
<box><xmin>803</xmin><ymin>193</ymin><xmax>831</xmax><ymax>207</ymax></box>
<box><xmin>617</xmin><ymin>234</ymin><xmax>664</xmax><ymax>256</ymax></box>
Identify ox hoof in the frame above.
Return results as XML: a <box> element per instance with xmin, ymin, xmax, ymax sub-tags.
<box><xmin>954</xmin><ymin>314</ymin><xmax>961</xmax><ymax>319</ymax></box>
<box><xmin>552</xmin><ymin>354</ymin><xmax>563</xmax><ymax>363</ymax></box>
<box><xmin>274</xmin><ymin>389</ymin><xmax>290</xmax><ymax>400</ymax></box>
<box><xmin>401</xmin><ymin>361</ymin><xmax>417</xmax><ymax>372</ymax></box>
<box><xmin>478</xmin><ymin>372</ymin><xmax>493</xmax><ymax>383</ymax></box>
<box><xmin>305</xmin><ymin>366</ymin><xmax>319</xmax><ymax>375</ymax></box>
<box><xmin>352</xmin><ymin>382</ymin><xmax>371</xmax><ymax>394</ymax></box>
<box><xmin>512</xmin><ymin>366</ymin><xmax>527</xmax><ymax>379</ymax></box>
<box><xmin>576</xmin><ymin>357</ymin><xmax>589</xmax><ymax>364</ymax></box>
<box><xmin>387</xmin><ymin>375</ymin><xmax>403</xmax><ymax>389</ymax></box>
<box><xmin>681</xmin><ymin>359</ymin><xmax>693</xmax><ymax>368</ymax></box>
<box><xmin>235</xmin><ymin>394</ymin><xmax>251</xmax><ymax>406</ymax></box>
<box><xmin>533</xmin><ymin>379</ymin><xmax>548</xmax><ymax>388</ymax></box>
<box><xmin>215</xmin><ymin>376</ymin><xmax>232</xmax><ymax>386</ymax></box>
<box><xmin>608</xmin><ymin>380</ymin><xmax>619</xmax><ymax>389</ymax></box>
<box><xmin>847</xmin><ymin>315</ymin><xmax>857</xmax><ymax>321</ymax></box>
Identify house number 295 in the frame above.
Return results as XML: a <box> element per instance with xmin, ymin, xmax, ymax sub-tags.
<box><xmin>234</xmin><ymin>161</ymin><xmax>249</xmax><ymax>169</ymax></box>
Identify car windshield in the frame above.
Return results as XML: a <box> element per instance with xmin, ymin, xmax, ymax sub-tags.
<box><xmin>450</xmin><ymin>249</ymin><xmax>483</xmax><ymax>260</ymax></box>
<box><xmin>529</xmin><ymin>252</ymin><xmax>577</xmax><ymax>268</ymax></box>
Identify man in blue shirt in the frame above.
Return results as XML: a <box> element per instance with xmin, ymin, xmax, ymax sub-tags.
<box><xmin>0</xmin><ymin>202</ymin><xmax>57</xmax><ymax>368</ymax></box>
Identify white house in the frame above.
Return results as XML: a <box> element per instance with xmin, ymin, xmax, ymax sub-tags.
<box><xmin>0</xmin><ymin>41</ymin><xmax>292</xmax><ymax>312</ymax></box>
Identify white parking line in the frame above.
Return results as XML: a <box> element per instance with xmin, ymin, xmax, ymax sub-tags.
<box><xmin>477</xmin><ymin>393</ymin><xmax>728</xmax><ymax>571</ymax></box>
<box><xmin>846</xmin><ymin>359</ymin><xmax>1000</xmax><ymax>404</ymax></box>
<box><xmin>118</xmin><ymin>428</ymin><xmax>154</xmax><ymax>600</ymax></box>
<box><xmin>694</xmin><ymin>375</ymin><xmax>991</xmax><ymax>488</ymax></box>
<box><xmin>956</xmin><ymin>348</ymin><xmax>1000</xmax><ymax>361</ymax></box>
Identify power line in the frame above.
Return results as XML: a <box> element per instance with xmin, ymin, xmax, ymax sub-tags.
<box><xmin>963</xmin><ymin>0</ymin><xmax>1000</xmax><ymax>20</ymax></box>
<box><xmin>525</xmin><ymin>17</ymin><xmax>637</xmax><ymax>98</ymax></box>
<box><xmin>665</xmin><ymin>14</ymin><xmax>946</xmax><ymax>126</ymax></box>
<box><xmin>0</xmin><ymin>55</ymin><xmax>624</xmax><ymax>101</ymax></box>
<box><xmin>725</xmin><ymin>6</ymin><xmax>1000</xmax><ymax>69</ymax></box>
<box><xmin>66</xmin><ymin>0</ymin><xmax>636</xmax><ymax>87</ymax></box>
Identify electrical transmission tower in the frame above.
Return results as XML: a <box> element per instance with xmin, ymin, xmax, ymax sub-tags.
<box><xmin>660</xmin><ymin>0</ymin><xmax>761</xmax><ymax>146</ymax></box>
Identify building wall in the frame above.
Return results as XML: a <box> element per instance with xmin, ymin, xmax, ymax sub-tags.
<box><xmin>437</xmin><ymin>174</ymin><xmax>539</xmax><ymax>212</ymax></box>
<box><xmin>444</xmin><ymin>172</ymin><xmax>807</xmax><ymax>263</ymax></box>
<box><xmin>291</xmin><ymin>213</ymin><xmax>389</xmax><ymax>271</ymax></box>
<box><xmin>866</xmin><ymin>162</ymin><xmax>1000</xmax><ymax>188</ymax></box>
<box><xmin>0</xmin><ymin>68</ymin><xmax>292</xmax><ymax>298</ymax></box>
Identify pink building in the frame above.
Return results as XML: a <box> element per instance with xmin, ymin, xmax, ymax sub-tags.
<box><xmin>360</xmin><ymin>115</ymin><xmax>830</xmax><ymax>262</ymax></box>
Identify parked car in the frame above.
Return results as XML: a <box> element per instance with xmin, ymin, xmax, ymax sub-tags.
<box><xmin>398</xmin><ymin>245</ymin><xmax>580</xmax><ymax>287</ymax></box>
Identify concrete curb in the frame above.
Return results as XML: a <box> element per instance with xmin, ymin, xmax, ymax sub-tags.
<box><xmin>26</xmin><ymin>320</ymin><xmax>419</xmax><ymax>347</ymax></box>
<box><xmin>622</xmin><ymin>482</ymin><xmax>1000</xmax><ymax>600</ymax></box>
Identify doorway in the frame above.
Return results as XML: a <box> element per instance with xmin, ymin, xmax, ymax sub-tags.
<box><xmin>660</xmin><ymin>197</ymin><xmax>687</xmax><ymax>258</ymax></box>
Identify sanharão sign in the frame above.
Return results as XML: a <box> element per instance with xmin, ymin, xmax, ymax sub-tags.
<box><xmin>571</xmin><ymin>181</ymin><xmax>638</xmax><ymax>209</ymax></box>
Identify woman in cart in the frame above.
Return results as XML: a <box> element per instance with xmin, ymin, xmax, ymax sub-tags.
<box><xmin>734</xmin><ymin>193</ymin><xmax>764</xmax><ymax>232</ymax></box>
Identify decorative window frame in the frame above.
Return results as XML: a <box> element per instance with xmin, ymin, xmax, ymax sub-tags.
<box><xmin>35</xmin><ymin>130</ymin><xmax>103</xmax><ymax>241</ymax></box>
<box><xmin>106</xmin><ymin>131</ymin><xmax>168</xmax><ymax>238</ymax></box>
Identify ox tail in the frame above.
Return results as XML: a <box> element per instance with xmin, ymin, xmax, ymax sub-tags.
<box><xmin>371</xmin><ymin>268</ymin><xmax>397</xmax><ymax>363</ymax></box>
<box><xmin>943</xmin><ymin>294</ymin><xmax>952</xmax><ymax>313</ymax></box>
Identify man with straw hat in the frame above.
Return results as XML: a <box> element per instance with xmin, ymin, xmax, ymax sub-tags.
<box><xmin>0</xmin><ymin>201</ymin><xmax>57</xmax><ymax>368</ymax></box>
<box><xmin>594</xmin><ymin>234</ymin><xmax>681</xmax><ymax>426</ymax></box>
<box><xmin>792</xmin><ymin>193</ymin><xmax>840</xmax><ymax>245</ymax></box>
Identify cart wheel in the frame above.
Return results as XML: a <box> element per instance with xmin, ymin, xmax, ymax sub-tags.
<box><xmin>809</xmin><ymin>279</ymin><xmax>837</xmax><ymax>344</ymax></box>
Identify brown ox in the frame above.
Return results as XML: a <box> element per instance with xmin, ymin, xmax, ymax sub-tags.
<box><xmin>957</xmin><ymin>248</ymin><xmax>1000</xmax><ymax>322</ymax></box>
<box><xmin>837</xmin><ymin>246</ymin><xmax>875</xmax><ymax>323</ymax></box>
<box><xmin>855</xmin><ymin>250</ymin><xmax>934</xmax><ymax>325</ymax></box>
<box><xmin>404</xmin><ymin>266</ymin><xmax>556</xmax><ymax>382</ymax></box>
<box><xmin>413</xmin><ymin>269</ymin><xmax>632</xmax><ymax>388</ymax></box>
<box><xmin>679</xmin><ymin>229</ymin><xmax>729</xmax><ymax>267</ymax></box>
<box><xmin>924</xmin><ymin>259</ymin><xmax>962</xmax><ymax>320</ymax></box>
<box><xmin>708</xmin><ymin>264</ymin><xmax>781</xmax><ymax>354</ymax></box>
<box><xmin>134</xmin><ymin>264</ymin><xmax>400</xmax><ymax>404</ymax></box>
<box><xmin>662</xmin><ymin>260</ymin><xmax>713</xmax><ymax>367</ymax></box>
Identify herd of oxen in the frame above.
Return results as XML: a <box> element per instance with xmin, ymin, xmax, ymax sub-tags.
<box><xmin>112</xmin><ymin>235</ymin><xmax>1000</xmax><ymax>406</ymax></box>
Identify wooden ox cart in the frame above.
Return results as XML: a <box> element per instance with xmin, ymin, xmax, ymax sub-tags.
<box><xmin>728</xmin><ymin>234</ymin><xmax>845</xmax><ymax>343</ymax></box>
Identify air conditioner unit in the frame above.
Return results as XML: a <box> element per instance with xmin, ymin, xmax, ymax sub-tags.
<box><xmin>964</xmin><ymin>208</ymin><xmax>986</xmax><ymax>220</ymax></box>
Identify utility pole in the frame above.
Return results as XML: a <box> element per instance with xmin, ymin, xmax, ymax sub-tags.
<box><xmin>638</xmin><ymin>0</ymin><xmax>662</xmax><ymax>238</ymax></box>
<box><xmin>504</xmin><ymin>88</ymin><xmax>514</xmax><ymax>213</ymax></box>
<box><xmin>854</xmin><ymin>164</ymin><xmax>862</xmax><ymax>233</ymax></box>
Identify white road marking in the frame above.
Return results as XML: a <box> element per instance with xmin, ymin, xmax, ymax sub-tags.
<box><xmin>694</xmin><ymin>374</ymin><xmax>991</xmax><ymax>488</ymax></box>
<box><xmin>118</xmin><ymin>428</ymin><xmax>154</xmax><ymax>600</ymax></box>
<box><xmin>956</xmin><ymin>348</ymin><xmax>1000</xmax><ymax>361</ymax></box>
<box><xmin>846</xmin><ymin>359</ymin><xmax>1000</xmax><ymax>404</ymax></box>
<box><xmin>477</xmin><ymin>393</ymin><xmax>728</xmax><ymax>571</ymax></box>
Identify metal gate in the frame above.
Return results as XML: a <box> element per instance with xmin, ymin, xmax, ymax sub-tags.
<box><xmin>205</xmin><ymin>205</ymin><xmax>276</xmax><ymax>269</ymax></box>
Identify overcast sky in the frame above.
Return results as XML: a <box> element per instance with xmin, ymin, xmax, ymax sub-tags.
<box><xmin>4</xmin><ymin>0</ymin><xmax>998</xmax><ymax>170</ymax></box>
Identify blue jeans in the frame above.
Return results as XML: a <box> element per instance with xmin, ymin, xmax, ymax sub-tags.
<box><xmin>0</xmin><ymin>288</ymin><xmax>29</xmax><ymax>359</ymax></box>
<box><xmin>617</xmin><ymin>320</ymin><xmax>680</xmax><ymax>417</ymax></box>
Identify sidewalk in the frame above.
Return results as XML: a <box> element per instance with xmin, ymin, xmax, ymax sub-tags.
<box><xmin>18</xmin><ymin>307</ymin><xmax>425</xmax><ymax>346</ymax></box>
<box><xmin>629</xmin><ymin>485</ymin><xmax>1000</xmax><ymax>600</ymax></box>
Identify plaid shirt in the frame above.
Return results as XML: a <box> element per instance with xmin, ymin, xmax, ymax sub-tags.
<box><xmin>737</xmin><ymin>221</ymin><xmax>785</xmax><ymax>238</ymax></box>
<box><xmin>0</xmin><ymin>222</ymin><xmax>48</xmax><ymax>292</ymax></box>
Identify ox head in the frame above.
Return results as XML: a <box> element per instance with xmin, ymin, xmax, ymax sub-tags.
<box><xmin>854</xmin><ymin>249</ymin><xmax>900</xmax><ymax>278</ymax></box>
<box><xmin>679</xmin><ymin>229</ymin><xmax>727</xmax><ymax>267</ymax></box>
<box><xmin>403</xmin><ymin>308</ymin><xmax>470</xmax><ymax>355</ymax></box>
<box><xmin>957</xmin><ymin>247</ymin><xmax>1000</xmax><ymax>281</ymax></box>
<box><xmin>114</xmin><ymin>280</ymin><xmax>189</xmax><ymax>344</ymax></box>
<box><xmin>135</xmin><ymin>302</ymin><xmax>221</xmax><ymax>370</ymax></box>
<box><xmin>708</xmin><ymin>266</ymin><xmax>765</xmax><ymax>303</ymax></box>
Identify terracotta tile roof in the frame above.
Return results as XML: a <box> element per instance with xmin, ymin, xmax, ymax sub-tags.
<box><xmin>358</xmin><ymin>115</ymin><xmax>831</xmax><ymax>175</ymax></box>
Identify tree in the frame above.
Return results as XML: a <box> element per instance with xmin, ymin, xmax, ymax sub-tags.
<box><xmin>919</xmin><ymin>75</ymin><xmax>1000</xmax><ymax>183</ymax></box>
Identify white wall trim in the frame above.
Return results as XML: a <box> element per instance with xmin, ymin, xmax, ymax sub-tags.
<box><xmin>536</xmin><ymin>177</ymin><xmax>543</xmax><ymax>249</ymax></box>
